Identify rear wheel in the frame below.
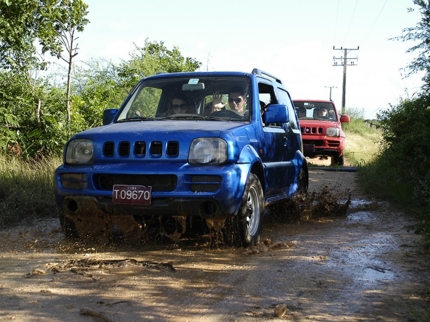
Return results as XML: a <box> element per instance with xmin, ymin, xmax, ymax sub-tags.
<box><xmin>236</xmin><ymin>173</ymin><xmax>264</xmax><ymax>246</ymax></box>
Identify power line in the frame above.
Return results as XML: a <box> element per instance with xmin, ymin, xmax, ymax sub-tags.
<box><xmin>342</xmin><ymin>0</ymin><xmax>359</xmax><ymax>44</ymax></box>
<box><xmin>361</xmin><ymin>0</ymin><xmax>389</xmax><ymax>43</ymax></box>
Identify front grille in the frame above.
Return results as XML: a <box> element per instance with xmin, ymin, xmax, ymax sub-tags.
<box><xmin>104</xmin><ymin>142</ymin><xmax>115</xmax><ymax>157</ymax></box>
<box><xmin>189</xmin><ymin>175</ymin><xmax>221</xmax><ymax>192</ymax></box>
<box><xmin>167</xmin><ymin>141</ymin><xmax>179</xmax><ymax>156</ymax></box>
<box><xmin>95</xmin><ymin>174</ymin><xmax>177</xmax><ymax>191</ymax></box>
<box><xmin>102</xmin><ymin>141</ymin><xmax>180</xmax><ymax>158</ymax></box>
<box><xmin>119</xmin><ymin>142</ymin><xmax>130</xmax><ymax>157</ymax></box>
<box><xmin>134</xmin><ymin>141</ymin><xmax>146</xmax><ymax>156</ymax></box>
<box><xmin>150</xmin><ymin>141</ymin><xmax>162</xmax><ymax>156</ymax></box>
<box><xmin>301</xmin><ymin>127</ymin><xmax>324</xmax><ymax>135</ymax></box>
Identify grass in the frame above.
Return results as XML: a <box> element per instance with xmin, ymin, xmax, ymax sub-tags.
<box><xmin>0</xmin><ymin>156</ymin><xmax>62</xmax><ymax>228</ymax></box>
<box><xmin>343</xmin><ymin>119</ymin><xmax>382</xmax><ymax>166</ymax></box>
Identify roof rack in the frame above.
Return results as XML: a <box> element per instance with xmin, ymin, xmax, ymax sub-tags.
<box><xmin>251</xmin><ymin>68</ymin><xmax>282</xmax><ymax>84</ymax></box>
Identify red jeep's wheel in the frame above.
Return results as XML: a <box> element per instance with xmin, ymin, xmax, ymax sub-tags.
<box><xmin>332</xmin><ymin>154</ymin><xmax>344</xmax><ymax>166</ymax></box>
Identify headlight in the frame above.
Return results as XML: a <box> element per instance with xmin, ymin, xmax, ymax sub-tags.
<box><xmin>65</xmin><ymin>139</ymin><xmax>94</xmax><ymax>164</ymax></box>
<box><xmin>326</xmin><ymin>127</ymin><xmax>340</xmax><ymax>137</ymax></box>
<box><xmin>189</xmin><ymin>138</ymin><xmax>227</xmax><ymax>165</ymax></box>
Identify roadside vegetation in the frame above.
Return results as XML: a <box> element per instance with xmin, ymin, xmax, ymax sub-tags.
<box><xmin>342</xmin><ymin>102</ymin><xmax>430</xmax><ymax>248</ymax></box>
<box><xmin>342</xmin><ymin>107</ymin><xmax>381</xmax><ymax>166</ymax></box>
<box><xmin>0</xmin><ymin>155</ymin><xmax>61</xmax><ymax>228</ymax></box>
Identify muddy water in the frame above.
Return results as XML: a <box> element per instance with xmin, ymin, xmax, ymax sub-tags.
<box><xmin>0</xmin><ymin>169</ymin><xmax>429</xmax><ymax>321</ymax></box>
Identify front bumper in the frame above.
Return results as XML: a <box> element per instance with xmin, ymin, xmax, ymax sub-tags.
<box><xmin>302</xmin><ymin>136</ymin><xmax>345</xmax><ymax>157</ymax></box>
<box><xmin>54</xmin><ymin>162</ymin><xmax>250</xmax><ymax>220</ymax></box>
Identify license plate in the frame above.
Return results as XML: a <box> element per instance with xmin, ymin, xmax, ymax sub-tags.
<box><xmin>303</xmin><ymin>144</ymin><xmax>315</xmax><ymax>152</ymax></box>
<box><xmin>112</xmin><ymin>184</ymin><xmax>152</xmax><ymax>205</ymax></box>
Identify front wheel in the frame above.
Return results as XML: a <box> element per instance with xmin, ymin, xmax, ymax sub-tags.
<box><xmin>332</xmin><ymin>154</ymin><xmax>344</xmax><ymax>166</ymax></box>
<box><xmin>236</xmin><ymin>173</ymin><xmax>264</xmax><ymax>246</ymax></box>
<box><xmin>297</xmin><ymin>167</ymin><xmax>309</xmax><ymax>193</ymax></box>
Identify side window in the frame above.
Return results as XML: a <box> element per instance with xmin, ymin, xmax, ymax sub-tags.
<box><xmin>277</xmin><ymin>88</ymin><xmax>299</xmax><ymax>130</ymax></box>
<box><xmin>258</xmin><ymin>82</ymin><xmax>278</xmax><ymax>121</ymax></box>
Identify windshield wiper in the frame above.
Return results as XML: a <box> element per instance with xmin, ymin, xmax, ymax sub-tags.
<box><xmin>117</xmin><ymin>116</ymin><xmax>154</xmax><ymax>122</ymax></box>
<box><xmin>117</xmin><ymin>111</ymin><xmax>154</xmax><ymax>122</ymax></box>
<box><xmin>157</xmin><ymin>115</ymin><xmax>207</xmax><ymax>120</ymax></box>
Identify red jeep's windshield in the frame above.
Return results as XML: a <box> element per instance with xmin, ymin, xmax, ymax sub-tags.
<box><xmin>295</xmin><ymin>101</ymin><xmax>338</xmax><ymax>121</ymax></box>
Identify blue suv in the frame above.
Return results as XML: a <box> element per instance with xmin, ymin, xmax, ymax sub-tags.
<box><xmin>54</xmin><ymin>68</ymin><xmax>308</xmax><ymax>246</ymax></box>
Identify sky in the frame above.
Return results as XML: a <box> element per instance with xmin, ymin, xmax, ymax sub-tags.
<box><xmin>74</xmin><ymin>0</ymin><xmax>424</xmax><ymax>119</ymax></box>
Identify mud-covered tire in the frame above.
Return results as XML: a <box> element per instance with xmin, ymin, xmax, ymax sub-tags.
<box><xmin>297</xmin><ymin>167</ymin><xmax>309</xmax><ymax>194</ymax></box>
<box><xmin>332</xmin><ymin>154</ymin><xmax>344</xmax><ymax>166</ymax></box>
<box><xmin>59</xmin><ymin>211</ymin><xmax>78</xmax><ymax>239</ymax></box>
<box><xmin>236</xmin><ymin>173</ymin><xmax>264</xmax><ymax>246</ymax></box>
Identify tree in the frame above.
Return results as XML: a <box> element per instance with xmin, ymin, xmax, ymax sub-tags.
<box><xmin>391</xmin><ymin>0</ymin><xmax>430</xmax><ymax>88</ymax></box>
<box><xmin>49</xmin><ymin>0</ymin><xmax>89</xmax><ymax>124</ymax></box>
<box><xmin>0</xmin><ymin>0</ymin><xmax>89</xmax><ymax>74</ymax></box>
<box><xmin>116</xmin><ymin>40</ymin><xmax>202</xmax><ymax>90</ymax></box>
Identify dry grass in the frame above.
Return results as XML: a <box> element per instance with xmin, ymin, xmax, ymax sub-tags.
<box><xmin>344</xmin><ymin>126</ymin><xmax>382</xmax><ymax>166</ymax></box>
<box><xmin>0</xmin><ymin>156</ymin><xmax>62</xmax><ymax>228</ymax></box>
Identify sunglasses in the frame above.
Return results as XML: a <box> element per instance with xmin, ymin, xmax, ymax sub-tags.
<box><xmin>172</xmin><ymin>104</ymin><xmax>187</xmax><ymax>109</ymax></box>
<box><xmin>228</xmin><ymin>97</ymin><xmax>242</xmax><ymax>104</ymax></box>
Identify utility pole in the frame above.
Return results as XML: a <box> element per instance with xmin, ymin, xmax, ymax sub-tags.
<box><xmin>325</xmin><ymin>86</ymin><xmax>337</xmax><ymax>101</ymax></box>
<box><xmin>333</xmin><ymin>46</ymin><xmax>359</xmax><ymax>114</ymax></box>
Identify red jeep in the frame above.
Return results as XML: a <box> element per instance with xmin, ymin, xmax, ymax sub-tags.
<box><xmin>293</xmin><ymin>99</ymin><xmax>350</xmax><ymax>166</ymax></box>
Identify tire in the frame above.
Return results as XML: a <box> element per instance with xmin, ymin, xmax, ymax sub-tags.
<box><xmin>297</xmin><ymin>167</ymin><xmax>308</xmax><ymax>193</ymax></box>
<box><xmin>236</xmin><ymin>173</ymin><xmax>264</xmax><ymax>246</ymax></box>
<box><xmin>59</xmin><ymin>210</ymin><xmax>78</xmax><ymax>239</ymax></box>
<box><xmin>332</xmin><ymin>154</ymin><xmax>344</xmax><ymax>166</ymax></box>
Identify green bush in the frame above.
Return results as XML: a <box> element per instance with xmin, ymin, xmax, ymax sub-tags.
<box><xmin>357</xmin><ymin>95</ymin><xmax>430</xmax><ymax>247</ymax></box>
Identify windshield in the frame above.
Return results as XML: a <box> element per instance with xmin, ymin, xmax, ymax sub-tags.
<box><xmin>116</xmin><ymin>76</ymin><xmax>252</xmax><ymax>122</ymax></box>
<box><xmin>294</xmin><ymin>101</ymin><xmax>338</xmax><ymax>121</ymax></box>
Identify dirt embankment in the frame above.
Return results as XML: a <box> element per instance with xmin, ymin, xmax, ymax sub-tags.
<box><xmin>0</xmin><ymin>168</ymin><xmax>429</xmax><ymax>321</ymax></box>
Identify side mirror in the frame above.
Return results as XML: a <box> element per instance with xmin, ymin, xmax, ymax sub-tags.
<box><xmin>263</xmin><ymin>104</ymin><xmax>289</xmax><ymax>124</ymax></box>
<box><xmin>340</xmin><ymin>114</ymin><xmax>350</xmax><ymax>123</ymax></box>
<box><xmin>103</xmin><ymin>108</ymin><xmax>118</xmax><ymax>125</ymax></box>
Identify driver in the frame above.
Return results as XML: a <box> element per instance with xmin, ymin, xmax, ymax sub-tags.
<box><xmin>165</xmin><ymin>92</ymin><xmax>194</xmax><ymax>116</ymax></box>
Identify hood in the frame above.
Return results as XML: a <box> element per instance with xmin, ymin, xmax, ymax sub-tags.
<box><xmin>73</xmin><ymin>120</ymin><xmax>245</xmax><ymax>141</ymax></box>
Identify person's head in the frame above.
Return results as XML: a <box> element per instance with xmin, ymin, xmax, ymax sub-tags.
<box><xmin>228</xmin><ymin>86</ymin><xmax>247</xmax><ymax>114</ymax></box>
<box><xmin>320</xmin><ymin>107</ymin><xmax>328</xmax><ymax>117</ymax></box>
<box><xmin>169</xmin><ymin>92</ymin><xmax>191</xmax><ymax>114</ymax></box>
<box><xmin>314</xmin><ymin>107</ymin><xmax>327</xmax><ymax>118</ymax></box>
<box><xmin>298</xmin><ymin>106</ymin><xmax>306</xmax><ymax>118</ymax></box>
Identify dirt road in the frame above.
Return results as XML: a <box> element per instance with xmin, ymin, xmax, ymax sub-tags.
<box><xmin>0</xmin><ymin>168</ymin><xmax>429</xmax><ymax>321</ymax></box>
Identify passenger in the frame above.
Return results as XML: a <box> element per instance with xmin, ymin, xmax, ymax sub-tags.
<box><xmin>204</xmin><ymin>91</ymin><xmax>226</xmax><ymax>116</ymax></box>
<box><xmin>313</xmin><ymin>107</ymin><xmax>328</xmax><ymax>119</ymax></box>
<box><xmin>320</xmin><ymin>107</ymin><xmax>328</xmax><ymax>118</ymax></box>
<box><xmin>227</xmin><ymin>86</ymin><xmax>247</xmax><ymax>115</ymax></box>
<box><xmin>208</xmin><ymin>86</ymin><xmax>248</xmax><ymax>116</ymax></box>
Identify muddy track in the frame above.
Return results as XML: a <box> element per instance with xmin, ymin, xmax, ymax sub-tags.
<box><xmin>0</xmin><ymin>169</ymin><xmax>429</xmax><ymax>321</ymax></box>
